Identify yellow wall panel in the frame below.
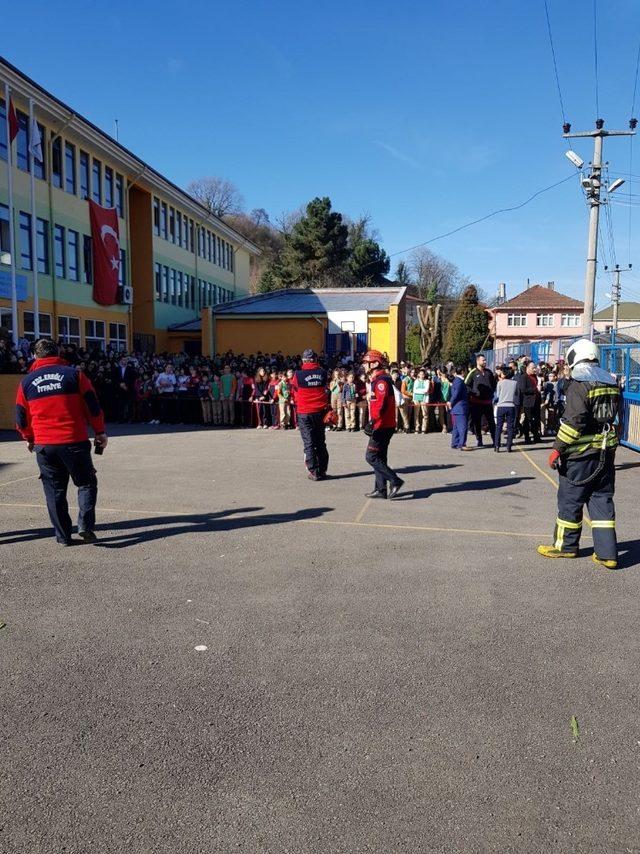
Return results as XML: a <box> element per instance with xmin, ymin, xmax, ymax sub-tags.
<box><xmin>215</xmin><ymin>317</ymin><xmax>325</xmax><ymax>357</ymax></box>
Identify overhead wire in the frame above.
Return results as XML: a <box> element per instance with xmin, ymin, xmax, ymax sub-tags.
<box><xmin>593</xmin><ymin>0</ymin><xmax>600</xmax><ymax>117</ymax></box>
<box><xmin>543</xmin><ymin>0</ymin><xmax>567</xmax><ymax>125</ymax></box>
<box><xmin>628</xmin><ymin>38</ymin><xmax>640</xmax><ymax>266</ymax></box>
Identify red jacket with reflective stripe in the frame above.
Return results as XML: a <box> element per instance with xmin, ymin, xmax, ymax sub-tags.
<box><xmin>15</xmin><ymin>357</ymin><xmax>106</xmax><ymax>444</ymax></box>
<box><xmin>291</xmin><ymin>363</ymin><xmax>329</xmax><ymax>414</ymax></box>
<box><xmin>369</xmin><ymin>370</ymin><xmax>396</xmax><ymax>429</ymax></box>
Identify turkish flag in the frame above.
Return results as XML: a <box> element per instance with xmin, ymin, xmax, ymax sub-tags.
<box><xmin>8</xmin><ymin>99</ymin><xmax>19</xmax><ymax>143</ymax></box>
<box><xmin>89</xmin><ymin>200</ymin><xmax>121</xmax><ymax>306</ymax></box>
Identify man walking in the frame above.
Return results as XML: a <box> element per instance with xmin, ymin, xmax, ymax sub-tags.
<box><xmin>15</xmin><ymin>339</ymin><xmax>107</xmax><ymax>545</ymax></box>
<box><xmin>362</xmin><ymin>350</ymin><xmax>404</xmax><ymax>499</ymax></box>
<box><xmin>465</xmin><ymin>354</ymin><xmax>496</xmax><ymax>446</ymax></box>
<box><xmin>291</xmin><ymin>349</ymin><xmax>329</xmax><ymax>481</ymax></box>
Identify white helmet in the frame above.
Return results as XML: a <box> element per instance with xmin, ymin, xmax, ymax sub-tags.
<box><xmin>565</xmin><ymin>338</ymin><xmax>599</xmax><ymax>368</ymax></box>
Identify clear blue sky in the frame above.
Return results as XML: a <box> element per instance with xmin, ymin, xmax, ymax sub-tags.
<box><xmin>5</xmin><ymin>0</ymin><xmax>640</xmax><ymax>306</ymax></box>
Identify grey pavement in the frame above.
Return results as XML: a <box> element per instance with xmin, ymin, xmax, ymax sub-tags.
<box><xmin>1</xmin><ymin>425</ymin><xmax>639</xmax><ymax>853</ymax></box>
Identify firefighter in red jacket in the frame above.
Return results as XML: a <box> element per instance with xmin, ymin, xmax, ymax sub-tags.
<box><xmin>15</xmin><ymin>339</ymin><xmax>107</xmax><ymax>545</ymax></box>
<box><xmin>362</xmin><ymin>350</ymin><xmax>405</xmax><ymax>499</ymax></box>
<box><xmin>291</xmin><ymin>348</ymin><xmax>330</xmax><ymax>480</ymax></box>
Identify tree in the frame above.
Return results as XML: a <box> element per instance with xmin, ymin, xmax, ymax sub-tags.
<box><xmin>395</xmin><ymin>260</ymin><xmax>412</xmax><ymax>286</ymax></box>
<box><xmin>442</xmin><ymin>284</ymin><xmax>489</xmax><ymax>366</ymax></box>
<box><xmin>348</xmin><ymin>238</ymin><xmax>390</xmax><ymax>283</ymax></box>
<box><xmin>186</xmin><ymin>176</ymin><xmax>244</xmax><ymax>217</ymax></box>
<box><xmin>279</xmin><ymin>196</ymin><xmax>349</xmax><ymax>286</ymax></box>
<box><xmin>408</xmin><ymin>247</ymin><xmax>466</xmax><ymax>301</ymax></box>
<box><xmin>256</xmin><ymin>267</ymin><xmax>278</xmax><ymax>294</ymax></box>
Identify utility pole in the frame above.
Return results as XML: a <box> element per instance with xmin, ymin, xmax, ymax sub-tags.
<box><xmin>563</xmin><ymin>119</ymin><xmax>635</xmax><ymax>340</ymax></box>
<box><xmin>604</xmin><ymin>263</ymin><xmax>632</xmax><ymax>344</ymax></box>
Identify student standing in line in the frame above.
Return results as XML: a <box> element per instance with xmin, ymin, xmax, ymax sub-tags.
<box><xmin>493</xmin><ymin>365</ymin><xmax>520</xmax><ymax>452</ymax></box>
<box><xmin>341</xmin><ymin>371</ymin><xmax>358</xmax><ymax>431</ymax></box>
<box><xmin>412</xmin><ymin>369</ymin><xmax>429</xmax><ymax>434</ymax></box>
<box><xmin>448</xmin><ymin>366</ymin><xmax>471</xmax><ymax>451</ymax></box>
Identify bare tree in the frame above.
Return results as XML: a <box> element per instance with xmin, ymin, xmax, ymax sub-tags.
<box><xmin>186</xmin><ymin>176</ymin><xmax>244</xmax><ymax>218</ymax></box>
<box><xmin>408</xmin><ymin>247</ymin><xmax>464</xmax><ymax>301</ymax></box>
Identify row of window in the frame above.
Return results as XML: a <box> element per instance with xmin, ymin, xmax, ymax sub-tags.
<box><xmin>153</xmin><ymin>262</ymin><xmax>233</xmax><ymax>309</ymax></box>
<box><xmin>0</xmin><ymin>205</ymin><xmax>127</xmax><ymax>286</ymax></box>
<box><xmin>506</xmin><ymin>313</ymin><xmax>581</xmax><ymax>328</ymax></box>
<box><xmin>0</xmin><ymin>100</ymin><xmax>124</xmax><ymax>217</ymax></box>
<box><xmin>0</xmin><ymin>309</ymin><xmax>127</xmax><ymax>350</ymax></box>
<box><xmin>152</xmin><ymin>196</ymin><xmax>234</xmax><ymax>272</ymax></box>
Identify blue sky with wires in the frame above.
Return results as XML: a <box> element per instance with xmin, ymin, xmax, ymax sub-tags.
<box><xmin>4</xmin><ymin>0</ymin><xmax>640</xmax><ymax>306</ymax></box>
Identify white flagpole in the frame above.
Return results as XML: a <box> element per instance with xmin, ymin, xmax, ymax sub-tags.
<box><xmin>4</xmin><ymin>82</ymin><xmax>19</xmax><ymax>346</ymax></box>
<box><xmin>28</xmin><ymin>97</ymin><xmax>40</xmax><ymax>339</ymax></box>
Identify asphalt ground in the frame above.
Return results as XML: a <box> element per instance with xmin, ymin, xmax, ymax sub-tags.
<box><xmin>1</xmin><ymin>424</ymin><xmax>639</xmax><ymax>853</ymax></box>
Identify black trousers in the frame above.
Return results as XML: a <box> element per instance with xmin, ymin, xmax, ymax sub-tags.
<box><xmin>495</xmin><ymin>406</ymin><xmax>516</xmax><ymax>450</ymax></box>
<box><xmin>35</xmin><ymin>441</ymin><xmax>98</xmax><ymax>543</ymax></box>
<box><xmin>469</xmin><ymin>402</ymin><xmax>495</xmax><ymax>445</ymax></box>
<box><xmin>366</xmin><ymin>427</ymin><xmax>400</xmax><ymax>493</ymax></box>
<box><xmin>554</xmin><ymin>452</ymin><xmax>617</xmax><ymax>560</ymax></box>
<box><xmin>522</xmin><ymin>400</ymin><xmax>541</xmax><ymax>442</ymax></box>
<box><xmin>298</xmin><ymin>412</ymin><xmax>329</xmax><ymax>476</ymax></box>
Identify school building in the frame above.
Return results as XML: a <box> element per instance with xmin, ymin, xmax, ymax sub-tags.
<box><xmin>168</xmin><ymin>287</ymin><xmax>409</xmax><ymax>361</ymax></box>
<box><xmin>0</xmin><ymin>57</ymin><xmax>259</xmax><ymax>354</ymax></box>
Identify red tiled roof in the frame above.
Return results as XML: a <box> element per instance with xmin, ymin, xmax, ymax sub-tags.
<box><xmin>496</xmin><ymin>285</ymin><xmax>583</xmax><ymax>310</ymax></box>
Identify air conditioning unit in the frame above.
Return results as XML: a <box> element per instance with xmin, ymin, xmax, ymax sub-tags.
<box><xmin>121</xmin><ymin>285</ymin><xmax>134</xmax><ymax>305</ymax></box>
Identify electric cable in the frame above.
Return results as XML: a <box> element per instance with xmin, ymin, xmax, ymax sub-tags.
<box><xmin>593</xmin><ymin>0</ymin><xmax>600</xmax><ymax>118</ymax></box>
<box><xmin>543</xmin><ymin>0</ymin><xmax>567</xmax><ymax>124</ymax></box>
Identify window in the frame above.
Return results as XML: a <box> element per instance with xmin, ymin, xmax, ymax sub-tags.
<box><xmin>79</xmin><ymin>151</ymin><xmax>90</xmax><ymax>199</ymax></box>
<box><xmin>83</xmin><ymin>235</ymin><xmax>93</xmax><ymax>283</ymax></box>
<box><xmin>23</xmin><ymin>312</ymin><xmax>52</xmax><ymax>341</ymax></box>
<box><xmin>19</xmin><ymin>212</ymin><xmax>32</xmax><ymax>270</ymax></box>
<box><xmin>36</xmin><ymin>218</ymin><xmax>49</xmax><ymax>274</ymax></box>
<box><xmin>58</xmin><ymin>315</ymin><xmax>81</xmax><ymax>345</ymax></box>
<box><xmin>51</xmin><ymin>136</ymin><xmax>62</xmax><ymax>188</ymax></box>
<box><xmin>217</xmin><ymin>237</ymin><xmax>222</xmax><ymax>267</ymax></box>
<box><xmin>212</xmin><ymin>233</ymin><xmax>216</xmax><ymax>264</ymax></box>
<box><xmin>33</xmin><ymin>123</ymin><xmax>46</xmax><ymax>180</ymax></box>
<box><xmin>162</xmin><ymin>265</ymin><xmax>169</xmax><ymax>303</ymax></box>
<box><xmin>176</xmin><ymin>211</ymin><xmax>182</xmax><ymax>248</ymax></box>
<box><xmin>92</xmin><ymin>158</ymin><xmax>102</xmax><ymax>203</ymax></box>
<box><xmin>184</xmin><ymin>272</ymin><xmax>190</xmax><ymax>309</ymax></box>
<box><xmin>0</xmin><ymin>99</ymin><xmax>7</xmax><ymax>161</ymax></box>
<box><xmin>115</xmin><ymin>173</ymin><xmax>124</xmax><ymax>218</ymax></box>
<box><xmin>561</xmin><ymin>313</ymin><xmax>581</xmax><ymax>327</ymax></box>
<box><xmin>67</xmin><ymin>230</ymin><xmax>79</xmax><ymax>281</ymax></box>
<box><xmin>190</xmin><ymin>276</ymin><xmax>195</xmax><ymax>309</ymax></box>
<box><xmin>536</xmin><ymin>313</ymin><xmax>554</xmax><ymax>327</ymax></box>
<box><xmin>53</xmin><ymin>225</ymin><xmax>66</xmax><ymax>278</ymax></box>
<box><xmin>169</xmin><ymin>207</ymin><xmax>175</xmax><ymax>243</ymax></box>
<box><xmin>64</xmin><ymin>142</ymin><xmax>76</xmax><ymax>194</ymax></box>
<box><xmin>175</xmin><ymin>270</ymin><xmax>182</xmax><ymax>306</ymax></box>
<box><xmin>169</xmin><ymin>268</ymin><xmax>176</xmax><ymax>305</ymax></box>
<box><xmin>0</xmin><ymin>307</ymin><xmax>13</xmax><ymax>337</ymax></box>
<box><xmin>1</xmin><ymin>204</ymin><xmax>11</xmax><ymax>259</ymax></box>
<box><xmin>104</xmin><ymin>166</ymin><xmax>114</xmax><ymax>208</ymax></box>
<box><xmin>16</xmin><ymin>110</ymin><xmax>29</xmax><ymax>171</ymax></box>
<box><xmin>160</xmin><ymin>202</ymin><xmax>168</xmax><ymax>239</ymax></box>
<box><xmin>153</xmin><ymin>198</ymin><xmax>160</xmax><ymax>236</ymax></box>
<box><xmin>189</xmin><ymin>221</ymin><xmax>194</xmax><ymax>253</ymax></box>
<box><xmin>85</xmin><ymin>319</ymin><xmax>106</xmax><ymax>350</ymax></box>
<box><xmin>154</xmin><ymin>262</ymin><xmax>161</xmax><ymax>300</ymax></box>
<box><xmin>207</xmin><ymin>231</ymin><xmax>212</xmax><ymax>262</ymax></box>
<box><xmin>507</xmin><ymin>313</ymin><xmax>526</xmax><ymax>327</ymax></box>
<box><xmin>230</xmin><ymin>245</ymin><xmax>234</xmax><ymax>272</ymax></box>
<box><xmin>109</xmin><ymin>322</ymin><xmax>127</xmax><ymax>351</ymax></box>
<box><xmin>119</xmin><ymin>248</ymin><xmax>126</xmax><ymax>286</ymax></box>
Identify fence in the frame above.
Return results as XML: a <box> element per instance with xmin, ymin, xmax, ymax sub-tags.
<box><xmin>600</xmin><ymin>343</ymin><xmax>640</xmax><ymax>452</ymax></box>
<box><xmin>478</xmin><ymin>338</ymin><xmax>577</xmax><ymax>370</ymax></box>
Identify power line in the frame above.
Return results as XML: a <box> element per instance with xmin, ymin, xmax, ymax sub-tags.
<box><xmin>631</xmin><ymin>38</ymin><xmax>640</xmax><ymax>115</ymax></box>
<box><xmin>628</xmin><ymin>38</ymin><xmax>640</xmax><ymax>267</ymax></box>
<box><xmin>593</xmin><ymin>0</ymin><xmax>600</xmax><ymax>117</ymax></box>
<box><xmin>388</xmin><ymin>173</ymin><xmax>578</xmax><ymax>260</ymax></box>
<box><xmin>543</xmin><ymin>0</ymin><xmax>567</xmax><ymax>124</ymax></box>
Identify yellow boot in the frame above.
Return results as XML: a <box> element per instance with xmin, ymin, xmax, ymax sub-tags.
<box><xmin>537</xmin><ymin>545</ymin><xmax>578</xmax><ymax>559</ymax></box>
<box><xmin>592</xmin><ymin>553</ymin><xmax>618</xmax><ymax>570</ymax></box>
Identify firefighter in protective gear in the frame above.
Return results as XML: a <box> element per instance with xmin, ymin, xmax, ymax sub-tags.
<box><xmin>537</xmin><ymin>338</ymin><xmax>621</xmax><ymax>569</ymax></box>
<box><xmin>361</xmin><ymin>350</ymin><xmax>405</xmax><ymax>500</ymax></box>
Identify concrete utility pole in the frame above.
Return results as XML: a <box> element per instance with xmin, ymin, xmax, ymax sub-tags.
<box><xmin>563</xmin><ymin>120</ymin><xmax>635</xmax><ymax>340</ymax></box>
<box><xmin>604</xmin><ymin>263</ymin><xmax>632</xmax><ymax>344</ymax></box>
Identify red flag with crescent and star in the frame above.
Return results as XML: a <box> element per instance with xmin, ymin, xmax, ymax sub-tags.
<box><xmin>88</xmin><ymin>200</ymin><xmax>120</xmax><ymax>306</ymax></box>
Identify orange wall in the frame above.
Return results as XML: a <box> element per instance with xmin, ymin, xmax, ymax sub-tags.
<box><xmin>214</xmin><ymin>317</ymin><xmax>325</xmax><ymax>356</ymax></box>
<box><xmin>129</xmin><ymin>185</ymin><xmax>155</xmax><ymax>342</ymax></box>
<box><xmin>0</xmin><ymin>374</ymin><xmax>21</xmax><ymax>431</ymax></box>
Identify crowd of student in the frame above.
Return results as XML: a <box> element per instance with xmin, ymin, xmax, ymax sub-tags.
<box><xmin>2</xmin><ymin>336</ymin><xmax>574</xmax><ymax>450</ymax></box>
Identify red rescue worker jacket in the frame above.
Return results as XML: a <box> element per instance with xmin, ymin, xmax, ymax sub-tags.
<box><xmin>291</xmin><ymin>362</ymin><xmax>329</xmax><ymax>414</ymax></box>
<box><xmin>15</xmin><ymin>357</ymin><xmax>106</xmax><ymax>445</ymax></box>
<box><xmin>369</xmin><ymin>369</ymin><xmax>397</xmax><ymax>429</ymax></box>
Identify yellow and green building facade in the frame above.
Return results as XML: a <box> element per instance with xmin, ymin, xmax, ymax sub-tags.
<box><xmin>0</xmin><ymin>56</ymin><xmax>260</xmax><ymax>355</ymax></box>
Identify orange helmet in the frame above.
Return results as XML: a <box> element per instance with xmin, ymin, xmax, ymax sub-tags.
<box><xmin>362</xmin><ymin>349</ymin><xmax>386</xmax><ymax>367</ymax></box>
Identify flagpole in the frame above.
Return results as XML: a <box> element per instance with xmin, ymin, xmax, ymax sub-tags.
<box><xmin>4</xmin><ymin>83</ymin><xmax>19</xmax><ymax>346</ymax></box>
<box><xmin>28</xmin><ymin>97</ymin><xmax>40</xmax><ymax>339</ymax></box>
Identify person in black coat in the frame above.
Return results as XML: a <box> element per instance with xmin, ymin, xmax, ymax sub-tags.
<box><xmin>516</xmin><ymin>360</ymin><xmax>542</xmax><ymax>443</ymax></box>
<box><xmin>112</xmin><ymin>356</ymin><xmax>138</xmax><ymax>422</ymax></box>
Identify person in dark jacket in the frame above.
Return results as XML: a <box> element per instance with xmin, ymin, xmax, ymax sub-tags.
<box><xmin>516</xmin><ymin>361</ymin><xmax>542</xmax><ymax>443</ymax></box>
<box><xmin>362</xmin><ymin>350</ymin><xmax>404</xmax><ymax>499</ymax></box>
<box><xmin>465</xmin><ymin>355</ymin><xmax>496</xmax><ymax>446</ymax></box>
<box><xmin>537</xmin><ymin>340</ymin><xmax>621</xmax><ymax>569</ymax></box>
<box><xmin>112</xmin><ymin>355</ymin><xmax>138</xmax><ymax>422</ymax></box>
<box><xmin>15</xmin><ymin>338</ymin><xmax>107</xmax><ymax>545</ymax></box>
<box><xmin>448</xmin><ymin>367</ymin><xmax>471</xmax><ymax>450</ymax></box>
<box><xmin>291</xmin><ymin>349</ymin><xmax>329</xmax><ymax>480</ymax></box>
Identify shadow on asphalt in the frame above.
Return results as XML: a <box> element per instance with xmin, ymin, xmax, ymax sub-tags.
<box><xmin>0</xmin><ymin>506</ymin><xmax>334</xmax><ymax>550</ymax></box>
<box><xmin>614</xmin><ymin>539</ymin><xmax>640</xmax><ymax>570</ymax></box>
<box><xmin>394</xmin><ymin>475</ymin><xmax>536</xmax><ymax>502</ymax></box>
<box><xmin>616</xmin><ymin>461</ymin><xmax>640</xmax><ymax>472</ymax></box>
<box><xmin>329</xmin><ymin>463</ymin><xmax>461</xmax><ymax>481</ymax></box>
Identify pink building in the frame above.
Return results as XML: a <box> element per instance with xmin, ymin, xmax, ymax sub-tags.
<box><xmin>492</xmin><ymin>283</ymin><xmax>584</xmax><ymax>354</ymax></box>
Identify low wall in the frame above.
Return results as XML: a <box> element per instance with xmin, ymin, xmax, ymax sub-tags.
<box><xmin>0</xmin><ymin>374</ymin><xmax>20</xmax><ymax>432</ymax></box>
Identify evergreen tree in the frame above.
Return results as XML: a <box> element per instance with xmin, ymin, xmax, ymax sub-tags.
<box><xmin>348</xmin><ymin>238</ymin><xmax>390</xmax><ymax>283</ymax></box>
<box><xmin>395</xmin><ymin>260</ymin><xmax>412</xmax><ymax>286</ymax></box>
<box><xmin>280</xmin><ymin>197</ymin><xmax>349</xmax><ymax>286</ymax></box>
<box><xmin>256</xmin><ymin>267</ymin><xmax>278</xmax><ymax>294</ymax></box>
<box><xmin>442</xmin><ymin>285</ymin><xmax>489</xmax><ymax>365</ymax></box>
